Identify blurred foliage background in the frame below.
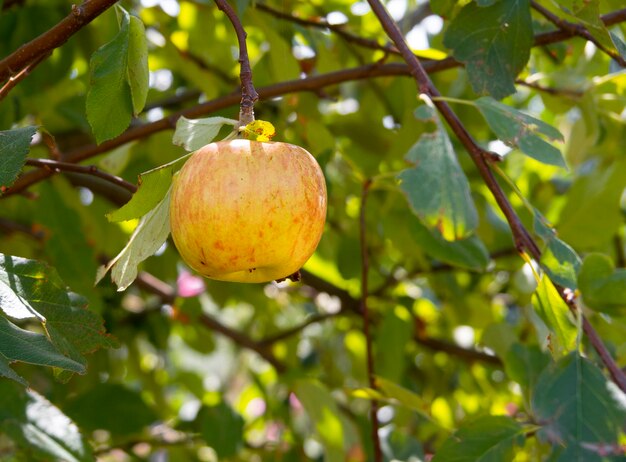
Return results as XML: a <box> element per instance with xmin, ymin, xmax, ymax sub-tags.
<box><xmin>1</xmin><ymin>0</ymin><xmax>626</xmax><ymax>460</ymax></box>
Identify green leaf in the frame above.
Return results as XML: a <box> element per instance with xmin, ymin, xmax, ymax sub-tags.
<box><xmin>64</xmin><ymin>383</ymin><xmax>157</xmax><ymax>436</ymax></box>
<box><xmin>0</xmin><ymin>354</ymin><xmax>27</xmax><ymax>386</ymax></box>
<box><xmin>374</xmin><ymin>376</ymin><xmax>433</xmax><ymax>423</ymax></box>
<box><xmin>578</xmin><ymin>253</ymin><xmax>626</xmax><ymax>314</ymax></box>
<box><xmin>532</xmin><ymin>353</ymin><xmax>626</xmax><ymax>461</ymax></box>
<box><xmin>98</xmin><ymin>189</ymin><xmax>171</xmax><ymax>291</ymax></box>
<box><xmin>557</xmin><ymin>157</ymin><xmax>626</xmax><ymax>249</ymax></box>
<box><xmin>127</xmin><ymin>15</ymin><xmax>149</xmax><ymax>115</ymax></box>
<box><xmin>172</xmin><ymin>116</ymin><xmax>238</xmax><ymax>151</ymax></box>
<box><xmin>107</xmin><ymin>153</ymin><xmax>191</xmax><ymax>222</ymax></box>
<box><xmin>0</xmin><ymin>126</ymin><xmax>37</xmax><ymax>191</ymax></box>
<box><xmin>375</xmin><ymin>307</ymin><xmax>412</xmax><ymax>382</ymax></box>
<box><xmin>432</xmin><ymin>415</ymin><xmax>526</xmax><ymax>462</ymax></box>
<box><xmin>0</xmin><ymin>381</ymin><xmax>93</xmax><ymax>461</ymax></box>
<box><xmin>475</xmin><ymin>97</ymin><xmax>566</xmax><ymax>168</ymax></box>
<box><xmin>294</xmin><ymin>380</ymin><xmax>346</xmax><ymax>462</ymax></box>
<box><xmin>443</xmin><ymin>0</ymin><xmax>533</xmax><ymax>99</ymax></box>
<box><xmin>397</xmin><ymin>106</ymin><xmax>478</xmax><ymax>241</ymax></box>
<box><xmin>559</xmin><ymin>0</ymin><xmax>619</xmax><ymax>56</ymax></box>
<box><xmin>532</xmin><ymin>276</ymin><xmax>577</xmax><ymax>357</ymax></box>
<box><xmin>86</xmin><ymin>9</ymin><xmax>133</xmax><ymax>144</ymax></box>
<box><xmin>504</xmin><ymin>343</ymin><xmax>550</xmax><ymax>398</ymax></box>
<box><xmin>533</xmin><ymin>211</ymin><xmax>581</xmax><ymax>289</ymax></box>
<box><xmin>0</xmin><ymin>316</ymin><xmax>84</xmax><ymax>373</ymax></box>
<box><xmin>197</xmin><ymin>401</ymin><xmax>244</xmax><ymax>458</ymax></box>
<box><xmin>0</xmin><ymin>254</ymin><xmax>116</xmax><ymax>381</ymax></box>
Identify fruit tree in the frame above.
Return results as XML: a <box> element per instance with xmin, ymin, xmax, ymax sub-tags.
<box><xmin>1</xmin><ymin>0</ymin><xmax>626</xmax><ymax>460</ymax></box>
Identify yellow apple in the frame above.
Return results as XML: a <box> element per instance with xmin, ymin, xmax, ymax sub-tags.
<box><xmin>169</xmin><ymin>139</ymin><xmax>327</xmax><ymax>283</ymax></box>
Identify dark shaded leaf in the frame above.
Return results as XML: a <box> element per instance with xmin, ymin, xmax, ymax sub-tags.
<box><xmin>0</xmin><ymin>126</ymin><xmax>37</xmax><ymax>191</ymax></box>
<box><xmin>0</xmin><ymin>381</ymin><xmax>93</xmax><ymax>461</ymax></box>
<box><xmin>397</xmin><ymin>106</ymin><xmax>478</xmax><ymax>241</ymax></box>
<box><xmin>65</xmin><ymin>383</ymin><xmax>157</xmax><ymax>435</ymax></box>
<box><xmin>443</xmin><ymin>0</ymin><xmax>533</xmax><ymax>99</ymax></box>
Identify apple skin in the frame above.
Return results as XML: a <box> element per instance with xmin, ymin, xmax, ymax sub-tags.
<box><xmin>169</xmin><ymin>139</ymin><xmax>327</xmax><ymax>283</ymax></box>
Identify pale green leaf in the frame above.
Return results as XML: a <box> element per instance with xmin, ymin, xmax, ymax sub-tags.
<box><xmin>432</xmin><ymin>415</ymin><xmax>526</xmax><ymax>462</ymax></box>
<box><xmin>0</xmin><ymin>381</ymin><xmax>93</xmax><ymax>461</ymax></box>
<box><xmin>475</xmin><ymin>97</ymin><xmax>566</xmax><ymax>168</ymax></box>
<box><xmin>0</xmin><ymin>126</ymin><xmax>37</xmax><ymax>190</ymax></box>
<box><xmin>397</xmin><ymin>106</ymin><xmax>478</xmax><ymax>241</ymax></box>
<box><xmin>559</xmin><ymin>0</ymin><xmax>619</xmax><ymax>56</ymax></box>
<box><xmin>443</xmin><ymin>0</ymin><xmax>533</xmax><ymax>99</ymax></box>
<box><xmin>532</xmin><ymin>353</ymin><xmax>626</xmax><ymax>461</ymax></box>
<box><xmin>86</xmin><ymin>10</ymin><xmax>132</xmax><ymax>144</ymax></box>
<box><xmin>127</xmin><ymin>15</ymin><xmax>149</xmax><ymax>115</ymax></box>
<box><xmin>532</xmin><ymin>276</ymin><xmax>578</xmax><ymax>357</ymax></box>
<box><xmin>107</xmin><ymin>153</ymin><xmax>191</xmax><ymax>222</ymax></box>
<box><xmin>99</xmin><ymin>189</ymin><xmax>172</xmax><ymax>291</ymax></box>
<box><xmin>172</xmin><ymin>116</ymin><xmax>238</xmax><ymax>151</ymax></box>
<box><xmin>578</xmin><ymin>253</ymin><xmax>626</xmax><ymax>314</ymax></box>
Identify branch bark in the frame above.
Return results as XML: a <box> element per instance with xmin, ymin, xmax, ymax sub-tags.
<box><xmin>0</xmin><ymin>0</ymin><xmax>119</xmax><ymax>84</ymax></box>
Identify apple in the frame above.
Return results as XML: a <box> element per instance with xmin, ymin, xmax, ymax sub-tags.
<box><xmin>169</xmin><ymin>139</ymin><xmax>327</xmax><ymax>283</ymax></box>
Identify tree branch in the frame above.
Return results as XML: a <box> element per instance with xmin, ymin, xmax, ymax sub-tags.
<box><xmin>531</xmin><ymin>1</ymin><xmax>626</xmax><ymax>67</ymax></box>
<box><xmin>359</xmin><ymin>179</ymin><xmax>382</xmax><ymax>462</ymax></box>
<box><xmin>366</xmin><ymin>0</ymin><xmax>626</xmax><ymax>392</ymax></box>
<box><xmin>213</xmin><ymin>0</ymin><xmax>258</xmax><ymax>126</ymax></box>
<box><xmin>0</xmin><ymin>0</ymin><xmax>119</xmax><ymax>84</ymax></box>
<box><xmin>24</xmin><ymin>158</ymin><xmax>137</xmax><ymax>193</ymax></box>
<box><xmin>0</xmin><ymin>53</ymin><xmax>50</xmax><ymax>102</ymax></box>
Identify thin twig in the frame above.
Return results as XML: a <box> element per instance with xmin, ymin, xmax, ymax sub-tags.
<box><xmin>0</xmin><ymin>53</ymin><xmax>49</xmax><ymax>102</ymax></box>
<box><xmin>515</xmin><ymin>79</ymin><xmax>585</xmax><ymax>98</ymax></box>
<box><xmin>213</xmin><ymin>0</ymin><xmax>258</xmax><ymax>125</ymax></box>
<box><xmin>359</xmin><ymin>179</ymin><xmax>382</xmax><ymax>462</ymax></box>
<box><xmin>24</xmin><ymin>158</ymin><xmax>137</xmax><ymax>193</ymax></box>
<box><xmin>531</xmin><ymin>1</ymin><xmax>626</xmax><ymax>67</ymax></box>
<box><xmin>0</xmin><ymin>0</ymin><xmax>119</xmax><ymax>84</ymax></box>
<box><xmin>366</xmin><ymin>0</ymin><xmax>626</xmax><ymax>392</ymax></box>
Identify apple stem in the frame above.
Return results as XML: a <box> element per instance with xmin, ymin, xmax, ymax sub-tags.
<box><xmin>213</xmin><ymin>0</ymin><xmax>259</xmax><ymax>127</ymax></box>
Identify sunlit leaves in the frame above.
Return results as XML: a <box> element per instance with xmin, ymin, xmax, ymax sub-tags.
<box><xmin>532</xmin><ymin>353</ymin><xmax>626</xmax><ymax>461</ymax></box>
<box><xmin>0</xmin><ymin>254</ymin><xmax>115</xmax><ymax>384</ymax></box>
<box><xmin>397</xmin><ymin>105</ymin><xmax>478</xmax><ymax>241</ymax></box>
<box><xmin>533</xmin><ymin>210</ymin><xmax>581</xmax><ymax>289</ymax></box>
<box><xmin>97</xmin><ymin>189</ymin><xmax>171</xmax><ymax>291</ymax></box>
<box><xmin>431</xmin><ymin>416</ymin><xmax>526</xmax><ymax>462</ymax></box>
<box><xmin>532</xmin><ymin>276</ymin><xmax>578</xmax><ymax>357</ymax></box>
<box><xmin>172</xmin><ymin>116</ymin><xmax>238</xmax><ymax>151</ymax></box>
<box><xmin>578</xmin><ymin>253</ymin><xmax>626</xmax><ymax>314</ymax></box>
<box><xmin>86</xmin><ymin>6</ymin><xmax>148</xmax><ymax>144</ymax></box>
<box><xmin>0</xmin><ymin>381</ymin><xmax>93</xmax><ymax>461</ymax></box>
<box><xmin>107</xmin><ymin>153</ymin><xmax>191</xmax><ymax>222</ymax></box>
<box><xmin>0</xmin><ymin>126</ymin><xmax>37</xmax><ymax>191</ymax></box>
<box><xmin>475</xmin><ymin>97</ymin><xmax>566</xmax><ymax>168</ymax></box>
<box><xmin>443</xmin><ymin>0</ymin><xmax>533</xmax><ymax>99</ymax></box>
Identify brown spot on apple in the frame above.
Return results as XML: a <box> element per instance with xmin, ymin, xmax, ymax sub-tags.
<box><xmin>213</xmin><ymin>240</ymin><xmax>225</xmax><ymax>250</ymax></box>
